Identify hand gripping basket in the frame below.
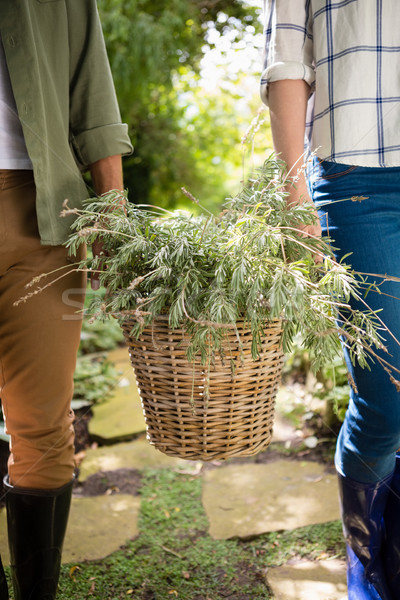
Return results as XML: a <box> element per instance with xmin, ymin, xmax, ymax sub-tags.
<box><xmin>121</xmin><ymin>315</ymin><xmax>284</xmax><ymax>461</ymax></box>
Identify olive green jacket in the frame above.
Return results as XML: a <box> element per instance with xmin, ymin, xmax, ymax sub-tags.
<box><xmin>1</xmin><ymin>0</ymin><xmax>133</xmax><ymax>245</ymax></box>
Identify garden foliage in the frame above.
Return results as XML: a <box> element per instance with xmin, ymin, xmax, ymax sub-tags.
<box><xmin>65</xmin><ymin>156</ymin><xmax>395</xmax><ymax>382</ymax></box>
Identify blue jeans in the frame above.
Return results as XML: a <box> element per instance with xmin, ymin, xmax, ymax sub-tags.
<box><xmin>307</xmin><ymin>158</ymin><xmax>400</xmax><ymax>483</ymax></box>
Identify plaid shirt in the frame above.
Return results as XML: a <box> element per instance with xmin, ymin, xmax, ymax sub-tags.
<box><xmin>260</xmin><ymin>0</ymin><xmax>400</xmax><ymax>167</ymax></box>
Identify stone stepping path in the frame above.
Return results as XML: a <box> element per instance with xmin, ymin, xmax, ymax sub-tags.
<box><xmin>79</xmin><ymin>437</ymin><xmax>197</xmax><ymax>481</ymax></box>
<box><xmin>266</xmin><ymin>559</ymin><xmax>347</xmax><ymax>599</ymax></box>
<box><xmin>88</xmin><ymin>347</ymin><xmax>146</xmax><ymax>442</ymax></box>
<box><xmin>273</xmin><ymin>386</ymin><xmax>306</xmax><ymax>443</ymax></box>
<box><xmin>0</xmin><ymin>493</ymin><xmax>140</xmax><ymax>565</ymax></box>
<box><xmin>202</xmin><ymin>460</ymin><xmax>340</xmax><ymax>539</ymax></box>
<box><xmin>64</xmin><ymin>494</ymin><xmax>140</xmax><ymax>562</ymax></box>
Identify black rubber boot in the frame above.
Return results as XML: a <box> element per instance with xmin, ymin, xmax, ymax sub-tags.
<box><xmin>383</xmin><ymin>454</ymin><xmax>400</xmax><ymax>596</ymax></box>
<box><xmin>4</xmin><ymin>476</ymin><xmax>73</xmax><ymax>600</ymax></box>
<box><xmin>0</xmin><ymin>556</ymin><xmax>8</xmax><ymax>599</ymax></box>
<box><xmin>338</xmin><ymin>471</ymin><xmax>393</xmax><ymax>600</ymax></box>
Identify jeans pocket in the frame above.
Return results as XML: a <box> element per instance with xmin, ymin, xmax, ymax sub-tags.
<box><xmin>307</xmin><ymin>158</ymin><xmax>359</xmax><ymax>201</ymax></box>
<box><xmin>317</xmin><ymin>160</ymin><xmax>358</xmax><ymax>181</ymax></box>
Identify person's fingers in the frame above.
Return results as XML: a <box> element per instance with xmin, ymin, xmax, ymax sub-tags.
<box><xmin>91</xmin><ymin>275</ymin><xmax>100</xmax><ymax>291</ymax></box>
<box><xmin>90</xmin><ymin>239</ymin><xmax>106</xmax><ymax>290</ymax></box>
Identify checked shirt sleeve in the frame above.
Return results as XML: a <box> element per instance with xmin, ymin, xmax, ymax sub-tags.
<box><xmin>260</xmin><ymin>0</ymin><xmax>315</xmax><ymax>105</ymax></box>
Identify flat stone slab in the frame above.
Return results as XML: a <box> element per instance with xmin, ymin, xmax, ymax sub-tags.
<box><xmin>272</xmin><ymin>386</ymin><xmax>302</xmax><ymax>443</ymax></box>
<box><xmin>79</xmin><ymin>438</ymin><xmax>197</xmax><ymax>481</ymax></box>
<box><xmin>0</xmin><ymin>509</ymin><xmax>8</xmax><ymax>565</ymax></box>
<box><xmin>0</xmin><ymin>494</ymin><xmax>140</xmax><ymax>565</ymax></box>
<box><xmin>64</xmin><ymin>494</ymin><xmax>140</xmax><ymax>562</ymax></box>
<box><xmin>202</xmin><ymin>460</ymin><xmax>340</xmax><ymax>539</ymax></box>
<box><xmin>266</xmin><ymin>559</ymin><xmax>347</xmax><ymax>600</ymax></box>
<box><xmin>89</xmin><ymin>347</ymin><xmax>146</xmax><ymax>442</ymax></box>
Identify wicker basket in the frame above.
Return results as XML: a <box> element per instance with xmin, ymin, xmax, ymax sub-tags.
<box><xmin>121</xmin><ymin>315</ymin><xmax>284</xmax><ymax>461</ymax></box>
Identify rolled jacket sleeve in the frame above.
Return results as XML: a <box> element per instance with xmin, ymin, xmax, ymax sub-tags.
<box><xmin>70</xmin><ymin>123</ymin><xmax>131</xmax><ymax>169</ymax></box>
<box><xmin>260</xmin><ymin>0</ymin><xmax>315</xmax><ymax>105</ymax></box>
<box><xmin>66</xmin><ymin>0</ymin><xmax>133</xmax><ymax>168</ymax></box>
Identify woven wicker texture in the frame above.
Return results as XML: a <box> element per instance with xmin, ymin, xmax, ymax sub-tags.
<box><xmin>121</xmin><ymin>316</ymin><xmax>284</xmax><ymax>461</ymax></box>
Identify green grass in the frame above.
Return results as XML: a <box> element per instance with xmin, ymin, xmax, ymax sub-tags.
<box><xmin>44</xmin><ymin>468</ymin><xmax>344</xmax><ymax>600</ymax></box>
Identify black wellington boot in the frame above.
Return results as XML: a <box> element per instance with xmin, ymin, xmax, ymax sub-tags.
<box><xmin>0</xmin><ymin>556</ymin><xmax>8</xmax><ymax>599</ymax></box>
<box><xmin>383</xmin><ymin>454</ymin><xmax>400</xmax><ymax>596</ymax></box>
<box><xmin>3</xmin><ymin>476</ymin><xmax>73</xmax><ymax>600</ymax></box>
<box><xmin>338</xmin><ymin>471</ymin><xmax>393</xmax><ymax>600</ymax></box>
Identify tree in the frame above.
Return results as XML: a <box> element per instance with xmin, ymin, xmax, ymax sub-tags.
<box><xmin>98</xmin><ymin>0</ymin><xmax>262</xmax><ymax>209</ymax></box>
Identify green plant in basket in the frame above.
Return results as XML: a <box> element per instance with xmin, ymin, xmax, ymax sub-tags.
<box><xmin>63</xmin><ymin>155</ymin><xmax>394</xmax><ymax>382</ymax></box>
<box><xmin>21</xmin><ymin>155</ymin><xmax>400</xmax><ymax>461</ymax></box>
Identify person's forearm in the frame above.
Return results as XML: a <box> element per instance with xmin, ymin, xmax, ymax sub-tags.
<box><xmin>269</xmin><ymin>79</ymin><xmax>309</xmax><ymax>172</ymax></box>
<box><xmin>89</xmin><ymin>154</ymin><xmax>123</xmax><ymax>195</ymax></box>
<box><xmin>268</xmin><ymin>79</ymin><xmax>310</xmax><ymax>204</ymax></box>
<box><xmin>88</xmin><ymin>154</ymin><xmax>124</xmax><ymax>290</ymax></box>
<box><xmin>268</xmin><ymin>79</ymin><xmax>322</xmax><ymax>244</ymax></box>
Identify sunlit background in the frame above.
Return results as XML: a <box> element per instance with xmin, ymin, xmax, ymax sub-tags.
<box><xmin>198</xmin><ymin>1</ymin><xmax>269</xmax><ymax>184</ymax></box>
<box><xmin>99</xmin><ymin>0</ymin><xmax>271</xmax><ymax>213</ymax></box>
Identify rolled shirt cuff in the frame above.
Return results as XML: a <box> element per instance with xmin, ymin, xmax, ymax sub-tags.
<box><xmin>71</xmin><ymin>122</ymin><xmax>133</xmax><ymax>169</ymax></box>
<box><xmin>260</xmin><ymin>61</ymin><xmax>315</xmax><ymax>105</ymax></box>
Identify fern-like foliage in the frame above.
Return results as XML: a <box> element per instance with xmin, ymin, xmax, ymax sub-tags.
<box><xmin>65</xmin><ymin>156</ymin><xmax>397</xmax><ymax>382</ymax></box>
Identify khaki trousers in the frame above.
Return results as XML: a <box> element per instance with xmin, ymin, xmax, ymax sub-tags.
<box><xmin>0</xmin><ymin>170</ymin><xmax>86</xmax><ymax>489</ymax></box>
